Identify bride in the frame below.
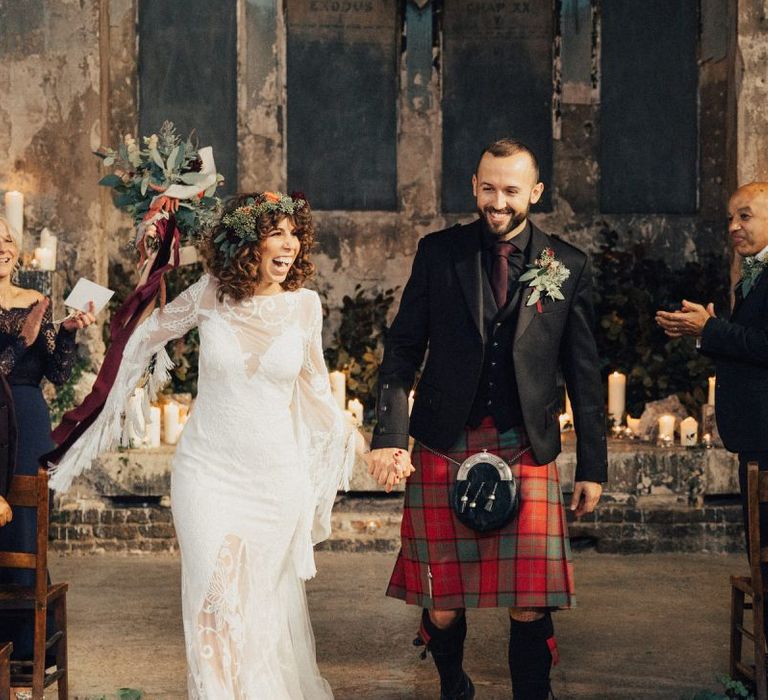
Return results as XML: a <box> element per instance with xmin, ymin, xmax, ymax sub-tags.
<box><xmin>50</xmin><ymin>192</ymin><xmax>378</xmax><ymax>698</ymax></box>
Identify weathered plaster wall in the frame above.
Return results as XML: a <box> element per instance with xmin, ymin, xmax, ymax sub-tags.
<box><xmin>1</xmin><ymin>0</ymin><xmax>751</xmax><ymax>333</ymax></box>
<box><xmin>735</xmin><ymin>0</ymin><xmax>768</xmax><ymax>184</ymax></box>
<box><xmin>0</xmin><ymin>0</ymin><xmax>107</xmax><ymax>361</ymax></box>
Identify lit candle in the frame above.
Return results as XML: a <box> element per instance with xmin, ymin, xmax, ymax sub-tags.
<box><xmin>347</xmin><ymin>398</ymin><xmax>364</xmax><ymax>426</ymax></box>
<box><xmin>658</xmin><ymin>414</ymin><xmax>675</xmax><ymax>441</ymax></box>
<box><xmin>708</xmin><ymin>376</ymin><xmax>716</xmax><ymax>406</ymax></box>
<box><xmin>626</xmin><ymin>416</ymin><xmax>642</xmax><ymax>437</ymax></box>
<box><xmin>146</xmin><ymin>406</ymin><xmax>162</xmax><ymax>448</ymax></box>
<box><xmin>680</xmin><ymin>416</ymin><xmax>698</xmax><ymax>447</ymax></box>
<box><xmin>408</xmin><ymin>390</ymin><xmax>415</xmax><ymax>416</ymax></box>
<box><xmin>4</xmin><ymin>191</ymin><xmax>23</xmax><ymax>247</ymax></box>
<box><xmin>607</xmin><ymin>371</ymin><xmax>626</xmax><ymax>426</ymax></box>
<box><xmin>33</xmin><ymin>247</ymin><xmax>54</xmax><ymax>271</ymax></box>
<box><xmin>39</xmin><ymin>227</ymin><xmax>57</xmax><ymax>268</ymax></box>
<box><xmin>177</xmin><ymin>404</ymin><xmax>189</xmax><ymax>440</ymax></box>
<box><xmin>329</xmin><ymin>371</ymin><xmax>346</xmax><ymax>411</ymax></box>
<box><xmin>163</xmin><ymin>401</ymin><xmax>180</xmax><ymax>445</ymax></box>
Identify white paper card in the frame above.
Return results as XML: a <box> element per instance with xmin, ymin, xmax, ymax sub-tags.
<box><xmin>63</xmin><ymin>278</ymin><xmax>114</xmax><ymax>315</ymax></box>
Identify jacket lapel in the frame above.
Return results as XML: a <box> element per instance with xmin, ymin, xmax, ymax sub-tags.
<box><xmin>452</xmin><ymin>221</ymin><xmax>486</xmax><ymax>343</ymax></box>
<box><xmin>513</xmin><ymin>225</ymin><xmax>549</xmax><ymax>342</ymax></box>
<box><xmin>733</xmin><ymin>268</ymin><xmax>768</xmax><ymax>320</ymax></box>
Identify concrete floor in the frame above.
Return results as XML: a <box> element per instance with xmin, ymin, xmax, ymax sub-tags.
<box><xmin>50</xmin><ymin>551</ymin><xmax>746</xmax><ymax>699</ymax></box>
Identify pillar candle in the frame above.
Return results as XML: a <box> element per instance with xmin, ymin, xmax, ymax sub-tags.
<box><xmin>146</xmin><ymin>406</ymin><xmax>162</xmax><ymax>448</ymax></box>
<box><xmin>4</xmin><ymin>191</ymin><xmax>23</xmax><ymax>246</ymax></box>
<box><xmin>347</xmin><ymin>398</ymin><xmax>363</xmax><ymax>426</ymax></box>
<box><xmin>658</xmin><ymin>414</ymin><xmax>675</xmax><ymax>441</ymax></box>
<box><xmin>163</xmin><ymin>401</ymin><xmax>180</xmax><ymax>445</ymax></box>
<box><xmin>408</xmin><ymin>390</ymin><xmax>415</xmax><ymax>416</ymax></box>
<box><xmin>40</xmin><ymin>227</ymin><xmax>57</xmax><ymax>267</ymax></box>
<box><xmin>626</xmin><ymin>416</ymin><xmax>642</xmax><ymax>437</ymax></box>
<box><xmin>329</xmin><ymin>371</ymin><xmax>346</xmax><ymax>411</ymax></box>
<box><xmin>680</xmin><ymin>416</ymin><xmax>698</xmax><ymax>447</ymax></box>
<box><xmin>708</xmin><ymin>376</ymin><xmax>716</xmax><ymax>406</ymax></box>
<box><xmin>607</xmin><ymin>371</ymin><xmax>626</xmax><ymax>426</ymax></box>
<box><xmin>33</xmin><ymin>247</ymin><xmax>54</xmax><ymax>271</ymax></box>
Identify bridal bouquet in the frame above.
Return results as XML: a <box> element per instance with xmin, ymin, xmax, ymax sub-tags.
<box><xmin>94</xmin><ymin>121</ymin><xmax>223</xmax><ymax>256</ymax></box>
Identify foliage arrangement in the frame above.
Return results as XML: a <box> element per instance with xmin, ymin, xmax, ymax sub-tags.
<box><xmin>686</xmin><ymin>673</ymin><xmax>753</xmax><ymax>699</ymax></box>
<box><xmin>592</xmin><ymin>224</ymin><xmax>730</xmax><ymax>417</ymax></box>
<box><xmin>95</xmin><ymin>121</ymin><xmax>222</xmax><ymax>248</ymax></box>
<box><xmin>323</xmin><ymin>284</ymin><xmax>398</xmax><ymax>415</ymax></box>
<box><xmin>48</xmin><ymin>354</ymin><xmax>88</xmax><ymax>427</ymax></box>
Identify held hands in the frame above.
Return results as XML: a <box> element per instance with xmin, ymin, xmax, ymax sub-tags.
<box><xmin>0</xmin><ymin>496</ymin><xmax>12</xmax><ymax>527</ymax></box>
<box><xmin>366</xmin><ymin>448</ymin><xmax>415</xmax><ymax>493</ymax></box>
<box><xmin>62</xmin><ymin>301</ymin><xmax>96</xmax><ymax>332</ymax></box>
<box><xmin>655</xmin><ymin>300</ymin><xmax>716</xmax><ymax>338</ymax></box>
<box><xmin>570</xmin><ymin>480</ymin><xmax>602</xmax><ymax>518</ymax></box>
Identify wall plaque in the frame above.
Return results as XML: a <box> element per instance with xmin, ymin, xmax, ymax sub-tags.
<box><xmin>442</xmin><ymin>0</ymin><xmax>554</xmax><ymax>213</ymax></box>
<box><xmin>138</xmin><ymin>0</ymin><xmax>238</xmax><ymax>195</ymax></box>
<box><xmin>287</xmin><ymin>1</ymin><xmax>398</xmax><ymax>210</ymax></box>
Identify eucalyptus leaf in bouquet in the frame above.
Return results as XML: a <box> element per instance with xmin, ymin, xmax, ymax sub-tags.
<box><xmin>94</xmin><ymin>121</ymin><xmax>223</xmax><ymax>252</ymax></box>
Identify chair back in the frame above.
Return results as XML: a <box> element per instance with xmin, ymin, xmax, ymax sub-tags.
<box><xmin>0</xmin><ymin>468</ymin><xmax>49</xmax><ymax>603</ymax></box>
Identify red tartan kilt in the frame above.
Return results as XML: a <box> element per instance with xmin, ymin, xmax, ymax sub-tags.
<box><xmin>386</xmin><ymin>418</ymin><xmax>575</xmax><ymax>610</ymax></box>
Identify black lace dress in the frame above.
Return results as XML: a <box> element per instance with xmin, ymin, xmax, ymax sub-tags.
<box><xmin>0</xmin><ymin>302</ymin><xmax>76</xmax><ymax>659</ymax></box>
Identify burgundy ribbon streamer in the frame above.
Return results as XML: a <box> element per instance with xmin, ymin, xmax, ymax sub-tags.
<box><xmin>43</xmin><ymin>216</ymin><xmax>181</xmax><ymax>467</ymax></box>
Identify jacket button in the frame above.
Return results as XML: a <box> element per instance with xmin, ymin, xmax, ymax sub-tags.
<box><xmin>383</xmin><ymin>383</ymin><xmax>389</xmax><ymax>389</ymax></box>
<box><xmin>382</xmin><ymin>406</ymin><xmax>388</xmax><ymax>412</ymax></box>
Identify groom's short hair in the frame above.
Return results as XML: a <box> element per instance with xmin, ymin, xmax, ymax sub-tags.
<box><xmin>476</xmin><ymin>138</ymin><xmax>540</xmax><ymax>181</ymax></box>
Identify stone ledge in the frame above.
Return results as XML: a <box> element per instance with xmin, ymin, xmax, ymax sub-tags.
<box><xmin>80</xmin><ymin>437</ymin><xmax>739</xmax><ymax>500</ymax></box>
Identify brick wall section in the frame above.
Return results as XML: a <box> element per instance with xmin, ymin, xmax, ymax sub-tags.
<box><xmin>49</xmin><ymin>497</ymin><xmax>746</xmax><ymax>555</ymax></box>
<box><xmin>50</xmin><ymin>505</ymin><xmax>178</xmax><ymax>554</ymax></box>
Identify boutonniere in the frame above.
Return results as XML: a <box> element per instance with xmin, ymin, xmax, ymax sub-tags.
<box><xmin>519</xmin><ymin>247</ymin><xmax>570</xmax><ymax>312</ymax></box>
<box><xmin>739</xmin><ymin>255</ymin><xmax>768</xmax><ymax>297</ymax></box>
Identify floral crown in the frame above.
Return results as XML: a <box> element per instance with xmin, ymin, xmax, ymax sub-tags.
<box><xmin>214</xmin><ymin>191</ymin><xmax>307</xmax><ymax>263</ymax></box>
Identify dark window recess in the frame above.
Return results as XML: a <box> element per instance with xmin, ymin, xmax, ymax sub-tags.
<box><xmin>599</xmin><ymin>0</ymin><xmax>699</xmax><ymax>214</ymax></box>
<box><xmin>441</xmin><ymin>0</ymin><xmax>554</xmax><ymax>213</ymax></box>
<box><xmin>286</xmin><ymin>1</ymin><xmax>398</xmax><ymax>211</ymax></box>
<box><xmin>138</xmin><ymin>0</ymin><xmax>238</xmax><ymax>196</ymax></box>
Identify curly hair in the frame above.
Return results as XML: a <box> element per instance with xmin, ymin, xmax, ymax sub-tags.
<box><xmin>201</xmin><ymin>193</ymin><xmax>315</xmax><ymax>302</ymax></box>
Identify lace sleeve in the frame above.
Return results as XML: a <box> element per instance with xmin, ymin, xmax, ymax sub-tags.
<box><xmin>40</xmin><ymin>304</ymin><xmax>78</xmax><ymax>385</ymax></box>
<box><xmin>0</xmin><ymin>336</ymin><xmax>27</xmax><ymax>377</ymax></box>
<box><xmin>291</xmin><ymin>292</ymin><xmax>357</xmax><ymax>578</ymax></box>
<box><xmin>49</xmin><ymin>274</ymin><xmax>210</xmax><ymax>492</ymax></box>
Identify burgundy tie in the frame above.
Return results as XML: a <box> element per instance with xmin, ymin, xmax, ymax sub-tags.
<box><xmin>492</xmin><ymin>240</ymin><xmax>516</xmax><ymax>308</ymax></box>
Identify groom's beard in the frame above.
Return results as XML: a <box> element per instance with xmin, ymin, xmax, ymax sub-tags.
<box><xmin>479</xmin><ymin>205</ymin><xmax>528</xmax><ymax>237</ymax></box>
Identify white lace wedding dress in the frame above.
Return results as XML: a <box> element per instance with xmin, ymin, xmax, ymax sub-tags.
<box><xmin>50</xmin><ymin>274</ymin><xmax>356</xmax><ymax>699</ymax></box>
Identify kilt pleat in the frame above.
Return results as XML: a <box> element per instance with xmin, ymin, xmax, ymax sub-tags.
<box><xmin>386</xmin><ymin>417</ymin><xmax>575</xmax><ymax>610</ymax></box>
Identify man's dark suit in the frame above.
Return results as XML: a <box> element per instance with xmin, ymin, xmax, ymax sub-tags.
<box><xmin>371</xmin><ymin>219</ymin><xmax>607</xmax><ymax>484</ymax></box>
<box><xmin>701</xmin><ymin>269</ymin><xmax>768</xmax><ymax>589</ymax></box>
<box><xmin>700</xmin><ymin>272</ymin><xmax>768</xmax><ymax>452</ymax></box>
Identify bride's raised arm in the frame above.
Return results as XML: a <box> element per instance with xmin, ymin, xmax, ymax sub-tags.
<box><xmin>49</xmin><ymin>273</ymin><xmax>210</xmax><ymax>492</ymax></box>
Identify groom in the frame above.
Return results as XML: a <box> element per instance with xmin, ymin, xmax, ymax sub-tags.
<box><xmin>369</xmin><ymin>138</ymin><xmax>606</xmax><ymax>699</ymax></box>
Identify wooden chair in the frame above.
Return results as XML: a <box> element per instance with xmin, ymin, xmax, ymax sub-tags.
<box><xmin>0</xmin><ymin>469</ymin><xmax>67</xmax><ymax>699</ymax></box>
<box><xmin>731</xmin><ymin>461</ymin><xmax>768</xmax><ymax>699</ymax></box>
<box><xmin>0</xmin><ymin>642</ymin><xmax>11</xmax><ymax>700</ymax></box>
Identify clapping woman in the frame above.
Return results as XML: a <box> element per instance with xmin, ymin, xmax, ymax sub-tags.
<box><xmin>0</xmin><ymin>215</ymin><xmax>94</xmax><ymax>665</ymax></box>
